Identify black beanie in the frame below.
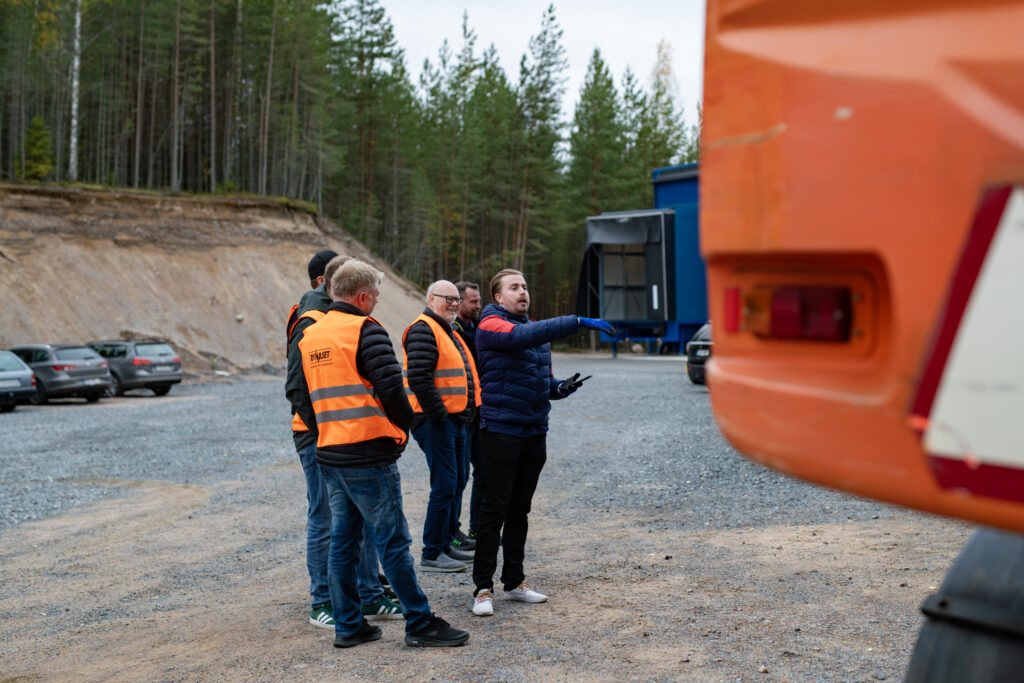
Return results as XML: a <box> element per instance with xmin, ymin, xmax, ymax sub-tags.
<box><xmin>308</xmin><ymin>250</ymin><xmax>339</xmax><ymax>281</ymax></box>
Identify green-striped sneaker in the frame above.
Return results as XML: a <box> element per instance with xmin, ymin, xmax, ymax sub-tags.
<box><xmin>310</xmin><ymin>602</ymin><xmax>335</xmax><ymax>629</ymax></box>
<box><xmin>451</xmin><ymin>531</ymin><xmax>476</xmax><ymax>550</ymax></box>
<box><xmin>361</xmin><ymin>595</ymin><xmax>403</xmax><ymax>621</ymax></box>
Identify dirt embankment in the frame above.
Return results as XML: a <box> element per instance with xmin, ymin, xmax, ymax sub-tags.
<box><xmin>0</xmin><ymin>185</ymin><xmax>425</xmax><ymax>370</ymax></box>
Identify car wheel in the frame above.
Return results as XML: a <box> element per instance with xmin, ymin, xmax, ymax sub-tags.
<box><xmin>30</xmin><ymin>382</ymin><xmax>49</xmax><ymax>405</ymax></box>
<box><xmin>107</xmin><ymin>374</ymin><xmax>123</xmax><ymax>397</ymax></box>
<box><xmin>152</xmin><ymin>386</ymin><xmax>171</xmax><ymax>396</ymax></box>
<box><xmin>0</xmin><ymin>403</ymin><xmax>15</xmax><ymax>413</ymax></box>
<box><xmin>86</xmin><ymin>393</ymin><xmax>102</xmax><ymax>403</ymax></box>
<box><xmin>687</xmin><ymin>366</ymin><xmax>706</xmax><ymax>385</ymax></box>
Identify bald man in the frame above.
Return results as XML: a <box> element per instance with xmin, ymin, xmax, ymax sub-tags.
<box><xmin>403</xmin><ymin>280</ymin><xmax>481</xmax><ymax>573</ymax></box>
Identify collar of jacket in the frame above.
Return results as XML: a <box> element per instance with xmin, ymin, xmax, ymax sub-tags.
<box><xmin>420</xmin><ymin>307</ymin><xmax>455</xmax><ymax>333</ymax></box>
<box><xmin>487</xmin><ymin>304</ymin><xmax>530</xmax><ymax>324</ymax></box>
<box><xmin>454</xmin><ymin>316</ymin><xmax>477</xmax><ymax>332</ymax></box>
<box><xmin>328</xmin><ymin>301</ymin><xmax>367</xmax><ymax>316</ymax></box>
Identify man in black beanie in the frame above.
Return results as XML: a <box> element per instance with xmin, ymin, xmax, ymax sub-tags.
<box><xmin>306</xmin><ymin>250</ymin><xmax>339</xmax><ymax>294</ymax></box>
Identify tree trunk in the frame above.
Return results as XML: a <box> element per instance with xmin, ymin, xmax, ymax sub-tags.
<box><xmin>260</xmin><ymin>0</ymin><xmax>278</xmax><ymax>196</ymax></box>
<box><xmin>223</xmin><ymin>0</ymin><xmax>241</xmax><ymax>186</ymax></box>
<box><xmin>287</xmin><ymin>48</ymin><xmax>299</xmax><ymax>197</ymax></box>
<box><xmin>147</xmin><ymin>71</ymin><xmax>158</xmax><ymax>188</ymax></box>
<box><xmin>133</xmin><ymin>1</ymin><xmax>145</xmax><ymax>188</ymax></box>
<box><xmin>460</xmin><ymin>178</ymin><xmax>469</xmax><ymax>279</ymax></box>
<box><xmin>68</xmin><ymin>0</ymin><xmax>82</xmax><ymax>181</ymax></box>
<box><xmin>171</xmin><ymin>0</ymin><xmax>181</xmax><ymax>191</ymax></box>
<box><xmin>209</xmin><ymin>0</ymin><xmax>217</xmax><ymax>192</ymax></box>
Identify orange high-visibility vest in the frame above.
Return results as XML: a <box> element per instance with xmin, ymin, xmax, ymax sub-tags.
<box><xmin>402</xmin><ymin>313</ymin><xmax>481</xmax><ymax>415</ymax></box>
<box><xmin>299</xmin><ymin>310</ymin><xmax>407</xmax><ymax>448</ymax></box>
<box><xmin>291</xmin><ymin>310</ymin><xmax>326</xmax><ymax>433</ymax></box>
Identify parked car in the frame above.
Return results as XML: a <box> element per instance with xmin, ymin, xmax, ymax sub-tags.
<box><xmin>685</xmin><ymin>322</ymin><xmax>712</xmax><ymax>385</ymax></box>
<box><xmin>0</xmin><ymin>350</ymin><xmax>36</xmax><ymax>412</ymax></box>
<box><xmin>87</xmin><ymin>340</ymin><xmax>183</xmax><ymax>396</ymax></box>
<box><xmin>9</xmin><ymin>344</ymin><xmax>113</xmax><ymax>403</ymax></box>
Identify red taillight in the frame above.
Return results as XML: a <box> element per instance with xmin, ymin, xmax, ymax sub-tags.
<box><xmin>768</xmin><ymin>287</ymin><xmax>851</xmax><ymax>341</ymax></box>
<box><xmin>31</xmin><ymin>374</ymin><xmax>36</xmax><ymax>386</ymax></box>
<box><xmin>51</xmin><ymin>364</ymin><xmax>76</xmax><ymax>371</ymax></box>
<box><xmin>100</xmin><ymin>361</ymin><xmax>109</xmax><ymax>368</ymax></box>
<box><xmin>723</xmin><ymin>287</ymin><xmax>741</xmax><ymax>333</ymax></box>
<box><xmin>172</xmin><ymin>357</ymin><xmax>181</xmax><ymax>364</ymax></box>
<box><xmin>732</xmin><ymin>285</ymin><xmax>853</xmax><ymax>341</ymax></box>
<box><xmin>132</xmin><ymin>358</ymin><xmax>152</xmax><ymax>365</ymax></box>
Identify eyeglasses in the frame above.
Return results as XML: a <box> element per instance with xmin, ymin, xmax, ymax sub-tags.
<box><xmin>430</xmin><ymin>294</ymin><xmax>463</xmax><ymax>305</ymax></box>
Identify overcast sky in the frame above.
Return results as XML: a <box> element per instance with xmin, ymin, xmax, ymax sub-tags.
<box><xmin>384</xmin><ymin>1</ymin><xmax>706</xmax><ymax>125</ymax></box>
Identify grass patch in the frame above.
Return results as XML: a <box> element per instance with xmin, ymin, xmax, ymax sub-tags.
<box><xmin>2</xmin><ymin>180</ymin><xmax>319</xmax><ymax>216</ymax></box>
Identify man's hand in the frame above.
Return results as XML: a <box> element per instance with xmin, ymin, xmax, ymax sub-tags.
<box><xmin>578</xmin><ymin>316</ymin><xmax>617</xmax><ymax>336</ymax></box>
<box><xmin>557</xmin><ymin>372</ymin><xmax>592</xmax><ymax>397</ymax></box>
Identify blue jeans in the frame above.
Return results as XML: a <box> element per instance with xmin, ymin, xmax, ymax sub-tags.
<box><xmin>412</xmin><ymin>418</ymin><xmax>467</xmax><ymax>560</ymax></box>
<box><xmin>297</xmin><ymin>444</ymin><xmax>381</xmax><ymax>608</ymax></box>
<box><xmin>320</xmin><ymin>462</ymin><xmax>432</xmax><ymax>636</ymax></box>
<box><xmin>453</xmin><ymin>424</ymin><xmax>473</xmax><ymax>535</ymax></box>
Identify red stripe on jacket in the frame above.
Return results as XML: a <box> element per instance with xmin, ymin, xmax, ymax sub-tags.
<box><xmin>479</xmin><ymin>315</ymin><xmax>516</xmax><ymax>334</ymax></box>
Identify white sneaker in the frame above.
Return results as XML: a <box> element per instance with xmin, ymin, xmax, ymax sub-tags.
<box><xmin>472</xmin><ymin>589</ymin><xmax>494</xmax><ymax>616</ymax></box>
<box><xmin>504</xmin><ymin>582</ymin><xmax>547</xmax><ymax>603</ymax></box>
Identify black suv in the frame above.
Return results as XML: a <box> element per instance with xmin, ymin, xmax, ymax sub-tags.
<box><xmin>88</xmin><ymin>340</ymin><xmax>183</xmax><ymax>396</ymax></box>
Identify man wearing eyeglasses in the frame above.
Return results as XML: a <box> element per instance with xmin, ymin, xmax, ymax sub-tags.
<box><xmin>403</xmin><ymin>280</ymin><xmax>482</xmax><ymax>573</ymax></box>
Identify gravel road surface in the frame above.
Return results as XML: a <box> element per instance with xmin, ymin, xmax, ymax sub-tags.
<box><xmin>0</xmin><ymin>354</ymin><xmax>971</xmax><ymax>681</ymax></box>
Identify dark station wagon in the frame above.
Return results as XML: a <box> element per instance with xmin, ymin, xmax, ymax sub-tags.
<box><xmin>9</xmin><ymin>344</ymin><xmax>114</xmax><ymax>403</ymax></box>
<box><xmin>88</xmin><ymin>340</ymin><xmax>183</xmax><ymax>396</ymax></box>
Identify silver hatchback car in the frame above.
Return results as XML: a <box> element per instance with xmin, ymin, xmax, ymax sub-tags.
<box><xmin>0</xmin><ymin>350</ymin><xmax>37</xmax><ymax>412</ymax></box>
<box><xmin>87</xmin><ymin>340</ymin><xmax>183</xmax><ymax>396</ymax></box>
<box><xmin>9</xmin><ymin>344</ymin><xmax>114</xmax><ymax>403</ymax></box>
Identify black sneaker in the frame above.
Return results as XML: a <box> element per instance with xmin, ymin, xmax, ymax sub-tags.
<box><xmin>378</xmin><ymin>573</ymin><xmax>391</xmax><ymax>588</ymax></box>
<box><xmin>405</xmin><ymin>614</ymin><xmax>470</xmax><ymax>648</ymax></box>
<box><xmin>467</xmin><ymin>527</ymin><xmax>477</xmax><ymax>540</ymax></box>
<box><xmin>333</xmin><ymin>619</ymin><xmax>382</xmax><ymax>648</ymax></box>
<box><xmin>451</xmin><ymin>530</ymin><xmax>476</xmax><ymax>550</ymax></box>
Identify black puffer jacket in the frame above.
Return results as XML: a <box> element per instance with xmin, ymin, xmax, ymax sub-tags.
<box><xmin>404</xmin><ymin>308</ymin><xmax>476</xmax><ymax>428</ymax></box>
<box><xmin>286</xmin><ymin>283</ymin><xmax>331</xmax><ymax>450</ymax></box>
<box><xmin>286</xmin><ymin>301</ymin><xmax>414</xmax><ymax>468</ymax></box>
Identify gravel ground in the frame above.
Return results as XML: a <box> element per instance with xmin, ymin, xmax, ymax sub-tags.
<box><xmin>0</xmin><ymin>354</ymin><xmax>972</xmax><ymax>681</ymax></box>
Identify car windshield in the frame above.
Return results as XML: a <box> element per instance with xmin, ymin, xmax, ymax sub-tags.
<box><xmin>55</xmin><ymin>347</ymin><xmax>102</xmax><ymax>361</ymax></box>
<box><xmin>0</xmin><ymin>352</ymin><xmax>27</xmax><ymax>371</ymax></box>
<box><xmin>136</xmin><ymin>343</ymin><xmax>176</xmax><ymax>357</ymax></box>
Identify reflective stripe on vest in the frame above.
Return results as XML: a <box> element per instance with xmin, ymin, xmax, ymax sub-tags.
<box><xmin>402</xmin><ymin>314</ymin><xmax>482</xmax><ymax>414</ymax></box>
<box><xmin>298</xmin><ymin>310</ymin><xmax>406</xmax><ymax>447</ymax></box>
<box><xmin>291</xmin><ymin>310</ymin><xmax>327</xmax><ymax>433</ymax></box>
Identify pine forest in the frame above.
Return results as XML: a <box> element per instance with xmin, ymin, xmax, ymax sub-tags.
<box><xmin>0</xmin><ymin>0</ymin><xmax>699</xmax><ymax>318</ymax></box>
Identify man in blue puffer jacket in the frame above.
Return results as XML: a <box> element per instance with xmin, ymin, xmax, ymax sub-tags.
<box><xmin>469</xmin><ymin>268</ymin><xmax>615</xmax><ymax>617</ymax></box>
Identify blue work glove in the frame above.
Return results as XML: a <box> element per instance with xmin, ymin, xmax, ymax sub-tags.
<box><xmin>557</xmin><ymin>372</ymin><xmax>592</xmax><ymax>397</ymax></box>
<box><xmin>578</xmin><ymin>316</ymin><xmax>617</xmax><ymax>336</ymax></box>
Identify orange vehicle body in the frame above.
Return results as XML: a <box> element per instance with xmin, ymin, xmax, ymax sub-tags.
<box><xmin>702</xmin><ymin>0</ymin><xmax>1024</xmax><ymax>531</ymax></box>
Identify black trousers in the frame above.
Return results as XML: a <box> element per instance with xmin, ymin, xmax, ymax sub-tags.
<box><xmin>473</xmin><ymin>429</ymin><xmax>547</xmax><ymax>594</ymax></box>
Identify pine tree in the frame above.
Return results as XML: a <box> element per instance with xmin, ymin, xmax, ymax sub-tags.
<box><xmin>620</xmin><ymin>66</ymin><xmax>651</xmax><ymax>206</ymax></box>
<box><xmin>513</xmin><ymin>4</ymin><xmax>568</xmax><ymax>316</ymax></box>
<box><xmin>638</xmin><ymin>39</ymin><xmax>687</xmax><ymax>172</ymax></box>
<box><xmin>463</xmin><ymin>44</ymin><xmax>520</xmax><ymax>282</ymax></box>
<box><xmin>20</xmin><ymin>114</ymin><xmax>54</xmax><ymax>180</ymax></box>
<box><xmin>568</xmin><ymin>49</ymin><xmax>629</xmax><ymax>216</ymax></box>
<box><xmin>332</xmin><ymin>0</ymin><xmax>413</xmax><ymax>250</ymax></box>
